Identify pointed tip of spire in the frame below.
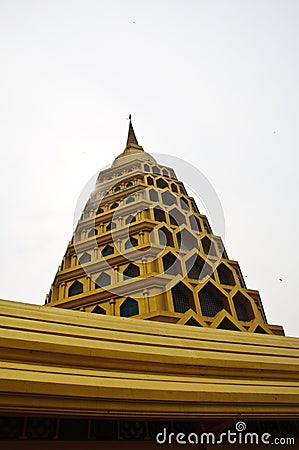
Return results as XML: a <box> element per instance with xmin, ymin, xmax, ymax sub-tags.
<box><xmin>126</xmin><ymin>115</ymin><xmax>139</xmax><ymax>148</ymax></box>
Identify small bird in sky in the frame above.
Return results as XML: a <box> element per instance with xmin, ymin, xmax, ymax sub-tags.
<box><xmin>279</xmin><ymin>278</ymin><xmax>283</xmax><ymax>282</ymax></box>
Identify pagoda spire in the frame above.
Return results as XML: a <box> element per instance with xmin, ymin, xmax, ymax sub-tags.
<box><xmin>126</xmin><ymin>114</ymin><xmax>139</xmax><ymax>148</ymax></box>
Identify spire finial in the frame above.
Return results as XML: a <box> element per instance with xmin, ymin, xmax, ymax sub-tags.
<box><xmin>126</xmin><ymin>115</ymin><xmax>139</xmax><ymax>147</ymax></box>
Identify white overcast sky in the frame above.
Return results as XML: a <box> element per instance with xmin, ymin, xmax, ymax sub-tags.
<box><xmin>0</xmin><ymin>0</ymin><xmax>298</xmax><ymax>336</ymax></box>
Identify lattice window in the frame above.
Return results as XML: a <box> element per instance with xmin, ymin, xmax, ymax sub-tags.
<box><xmin>172</xmin><ymin>283</ymin><xmax>194</xmax><ymax>313</ymax></box>
<box><xmin>199</xmin><ymin>286</ymin><xmax>224</xmax><ymax>316</ymax></box>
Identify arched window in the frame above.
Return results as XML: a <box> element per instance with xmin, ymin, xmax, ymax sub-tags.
<box><xmin>125</xmin><ymin>237</ymin><xmax>138</xmax><ymax>249</ymax></box>
<box><xmin>114</xmin><ymin>186</ymin><xmax>121</xmax><ymax>192</ymax></box>
<box><xmin>144</xmin><ymin>164</ymin><xmax>150</xmax><ymax>172</ymax></box>
<box><xmin>88</xmin><ymin>228</ymin><xmax>98</xmax><ymax>238</ymax></box>
<box><xmin>79</xmin><ymin>252</ymin><xmax>91</xmax><ymax>264</ymax></box>
<box><xmin>97</xmin><ymin>206</ymin><xmax>104</xmax><ymax>214</ymax></box>
<box><xmin>101</xmin><ymin>244</ymin><xmax>114</xmax><ymax>256</ymax></box>
<box><xmin>126</xmin><ymin>182</ymin><xmax>133</xmax><ymax>188</ymax></box>
<box><xmin>95</xmin><ymin>272</ymin><xmax>111</xmax><ymax>288</ymax></box>
<box><xmin>92</xmin><ymin>305</ymin><xmax>106</xmax><ymax>315</ymax></box>
<box><xmin>123</xmin><ymin>263</ymin><xmax>140</xmax><ymax>279</ymax></box>
<box><xmin>152</xmin><ymin>166</ymin><xmax>160</xmax><ymax>175</ymax></box>
<box><xmin>158</xmin><ymin>226</ymin><xmax>174</xmax><ymax>247</ymax></box>
<box><xmin>199</xmin><ymin>285</ymin><xmax>224</xmax><ymax>317</ymax></box>
<box><xmin>149</xmin><ymin>189</ymin><xmax>158</xmax><ymax>202</ymax></box>
<box><xmin>156</xmin><ymin>178</ymin><xmax>168</xmax><ymax>189</ymax></box>
<box><xmin>120</xmin><ymin>298</ymin><xmax>139</xmax><ymax>317</ymax></box>
<box><xmin>154</xmin><ymin>208</ymin><xmax>166</xmax><ymax>222</ymax></box>
<box><xmin>68</xmin><ymin>280</ymin><xmax>83</xmax><ymax>297</ymax></box>
<box><xmin>106</xmin><ymin>222</ymin><xmax>116</xmax><ymax>231</ymax></box>
<box><xmin>172</xmin><ymin>282</ymin><xmax>194</xmax><ymax>313</ymax></box>
<box><xmin>110</xmin><ymin>202</ymin><xmax>119</xmax><ymax>210</ymax></box>
<box><xmin>162</xmin><ymin>169</ymin><xmax>169</xmax><ymax>177</ymax></box>
<box><xmin>125</xmin><ymin>215</ymin><xmax>136</xmax><ymax>225</ymax></box>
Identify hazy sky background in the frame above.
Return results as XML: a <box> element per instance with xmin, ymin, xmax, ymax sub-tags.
<box><xmin>0</xmin><ymin>0</ymin><xmax>298</xmax><ymax>336</ymax></box>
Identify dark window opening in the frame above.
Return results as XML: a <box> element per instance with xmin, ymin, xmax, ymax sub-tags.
<box><xmin>158</xmin><ymin>227</ymin><xmax>174</xmax><ymax>247</ymax></box>
<box><xmin>202</xmin><ymin>236</ymin><xmax>217</xmax><ymax>256</ymax></box>
<box><xmin>149</xmin><ymin>189</ymin><xmax>159</xmax><ymax>202</ymax></box>
<box><xmin>101</xmin><ymin>245</ymin><xmax>114</xmax><ymax>256</ymax></box>
<box><xmin>154</xmin><ymin>208</ymin><xmax>166</xmax><ymax>222</ymax></box>
<box><xmin>217</xmin><ymin>263</ymin><xmax>235</xmax><ymax>286</ymax></box>
<box><xmin>171</xmin><ymin>183</ymin><xmax>178</xmax><ymax>193</ymax></box>
<box><xmin>79</xmin><ymin>252</ymin><xmax>91</xmax><ymax>264</ymax></box>
<box><xmin>92</xmin><ymin>305</ymin><xmax>106</xmax><ymax>315</ymax></box>
<box><xmin>68</xmin><ymin>280</ymin><xmax>83</xmax><ymax>297</ymax></box>
<box><xmin>125</xmin><ymin>237</ymin><xmax>138</xmax><ymax>249</ymax></box>
<box><xmin>162</xmin><ymin>252</ymin><xmax>181</xmax><ymax>276</ymax></box>
<box><xmin>199</xmin><ymin>285</ymin><xmax>225</xmax><ymax>317</ymax></box>
<box><xmin>156</xmin><ymin>178</ymin><xmax>168</xmax><ymax>189</ymax></box>
<box><xmin>95</xmin><ymin>272</ymin><xmax>111</xmax><ymax>288</ymax></box>
<box><xmin>172</xmin><ymin>282</ymin><xmax>194</xmax><ymax>313</ymax></box>
<box><xmin>88</xmin><ymin>228</ymin><xmax>98</xmax><ymax>237</ymax></box>
<box><xmin>162</xmin><ymin>191</ymin><xmax>176</xmax><ymax>206</ymax></box>
<box><xmin>120</xmin><ymin>298</ymin><xmax>139</xmax><ymax>317</ymax></box>
<box><xmin>123</xmin><ymin>264</ymin><xmax>140</xmax><ymax>279</ymax></box>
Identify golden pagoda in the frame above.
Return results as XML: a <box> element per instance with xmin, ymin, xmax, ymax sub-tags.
<box><xmin>0</xmin><ymin>119</ymin><xmax>298</xmax><ymax>448</ymax></box>
<box><xmin>46</xmin><ymin>118</ymin><xmax>283</xmax><ymax>336</ymax></box>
